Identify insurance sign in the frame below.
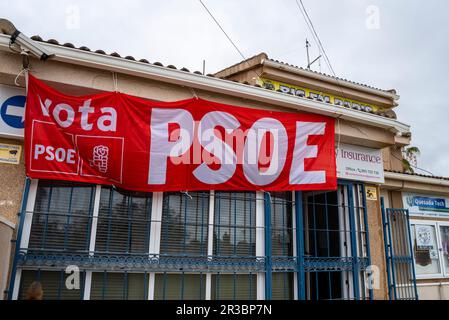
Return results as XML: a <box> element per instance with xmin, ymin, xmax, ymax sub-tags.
<box><xmin>336</xmin><ymin>143</ymin><xmax>384</xmax><ymax>183</ymax></box>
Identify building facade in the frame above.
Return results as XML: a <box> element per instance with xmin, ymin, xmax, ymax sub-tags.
<box><xmin>381</xmin><ymin>171</ymin><xmax>449</xmax><ymax>299</ymax></box>
<box><xmin>0</xmin><ymin>22</ymin><xmax>441</xmax><ymax>300</ymax></box>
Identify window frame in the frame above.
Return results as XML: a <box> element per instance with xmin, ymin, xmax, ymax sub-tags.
<box><xmin>436</xmin><ymin>221</ymin><xmax>449</xmax><ymax>277</ymax></box>
<box><xmin>18</xmin><ymin>268</ymin><xmax>87</xmax><ymax>300</ymax></box>
<box><xmin>153</xmin><ymin>272</ymin><xmax>207</xmax><ymax>300</ymax></box>
<box><xmin>15</xmin><ymin>180</ymin><xmax>323</xmax><ymax>300</ymax></box>
<box><xmin>410</xmin><ymin>219</ymin><xmax>445</xmax><ymax>279</ymax></box>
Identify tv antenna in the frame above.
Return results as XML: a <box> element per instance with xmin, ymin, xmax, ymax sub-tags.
<box><xmin>306</xmin><ymin>39</ymin><xmax>321</xmax><ymax>70</ymax></box>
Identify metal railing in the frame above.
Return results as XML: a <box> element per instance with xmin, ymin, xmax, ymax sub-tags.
<box><xmin>381</xmin><ymin>199</ymin><xmax>419</xmax><ymax>300</ymax></box>
<box><xmin>13</xmin><ymin>181</ymin><xmax>372</xmax><ymax>300</ymax></box>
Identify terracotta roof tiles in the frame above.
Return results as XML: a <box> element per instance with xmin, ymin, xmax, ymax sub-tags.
<box><xmin>385</xmin><ymin>169</ymin><xmax>449</xmax><ymax>181</ymax></box>
<box><xmin>3</xmin><ymin>33</ymin><xmax>396</xmax><ymax>119</ymax></box>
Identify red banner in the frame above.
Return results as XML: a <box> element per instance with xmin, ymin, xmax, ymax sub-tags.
<box><xmin>25</xmin><ymin>74</ymin><xmax>336</xmax><ymax>192</ymax></box>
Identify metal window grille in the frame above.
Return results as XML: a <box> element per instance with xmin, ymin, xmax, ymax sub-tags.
<box><xmin>270</xmin><ymin>192</ymin><xmax>293</xmax><ymax>258</ymax></box>
<box><xmin>90</xmin><ymin>272</ymin><xmax>148</xmax><ymax>300</ymax></box>
<box><xmin>159</xmin><ymin>192</ymin><xmax>209</xmax><ymax>257</ymax></box>
<box><xmin>271</xmin><ymin>272</ymin><xmax>294</xmax><ymax>300</ymax></box>
<box><xmin>18</xmin><ymin>269</ymin><xmax>85</xmax><ymax>300</ymax></box>
<box><xmin>381</xmin><ymin>199</ymin><xmax>418</xmax><ymax>300</ymax></box>
<box><xmin>302</xmin><ymin>183</ymin><xmax>371</xmax><ymax>300</ymax></box>
<box><xmin>27</xmin><ymin>180</ymin><xmax>95</xmax><ymax>254</ymax></box>
<box><xmin>213</xmin><ymin>192</ymin><xmax>256</xmax><ymax>257</ymax></box>
<box><xmin>154</xmin><ymin>273</ymin><xmax>206</xmax><ymax>300</ymax></box>
<box><xmin>268</xmin><ymin>192</ymin><xmax>295</xmax><ymax>300</ymax></box>
<box><xmin>14</xmin><ymin>180</ymin><xmax>372</xmax><ymax>300</ymax></box>
<box><xmin>211</xmin><ymin>273</ymin><xmax>257</xmax><ymax>300</ymax></box>
<box><xmin>95</xmin><ymin>187</ymin><xmax>153</xmax><ymax>254</ymax></box>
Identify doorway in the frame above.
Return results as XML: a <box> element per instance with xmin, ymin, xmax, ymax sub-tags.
<box><xmin>302</xmin><ymin>183</ymin><xmax>370</xmax><ymax>300</ymax></box>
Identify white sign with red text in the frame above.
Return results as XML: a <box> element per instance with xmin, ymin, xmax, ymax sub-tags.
<box><xmin>336</xmin><ymin>143</ymin><xmax>384</xmax><ymax>183</ymax></box>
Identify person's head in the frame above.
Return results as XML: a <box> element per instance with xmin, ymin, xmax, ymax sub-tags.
<box><xmin>25</xmin><ymin>281</ymin><xmax>43</xmax><ymax>300</ymax></box>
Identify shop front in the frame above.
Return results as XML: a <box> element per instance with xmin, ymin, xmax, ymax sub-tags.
<box><xmin>8</xmin><ymin>75</ymin><xmax>375</xmax><ymax>301</ymax></box>
<box><xmin>12</xmin><ymin>181</ymin><xmax>376</xmax><ymax>300</ymax></box>
<box><xmin>0</xmin><ymin>25</ymin><xmax>412</xmax><ymax>300</ymax></box>
<box><xmin>381</xmin><ymin>171</ymin><xmax>449</xmax><ymax>300</ymax></box>
<box><xmin>405</xmin><ymin>192</ymin><xmax>449</xmax><ymax>299</ymax></box>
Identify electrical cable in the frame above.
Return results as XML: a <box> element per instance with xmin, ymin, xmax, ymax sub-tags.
<box><xmin>296</xmin><ymin>0</ymin><xmax>335</xmax><ymax>77</ymax></box>
<box><xmin>198</xmin><ymin>0</ymin><xmax>262</xmax><ymax>79</ymax></box>
<box><xmin>294</xmin><ymin>0</ymin><xmax>349</xmax><ymax>102</ymax></box>
<box><xmin>390</xmin><ymin>151</ymin><xmax>434</xmax><ymax>176</ymax></box>
<box><xmin>199</xmin><ymin>0</ymin><xmax>246</xmax><ymax>62</ymax></box>
<box><xmin>295</xmin><ymin>0</ymin><xmax>377</xmax><ymax>151</ymax></box>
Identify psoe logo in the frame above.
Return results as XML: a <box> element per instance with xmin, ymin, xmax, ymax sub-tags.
<box><xmin>89</xmin><ymin>145</ymin><xmax>109</xmax><ymax>173</ymax></box>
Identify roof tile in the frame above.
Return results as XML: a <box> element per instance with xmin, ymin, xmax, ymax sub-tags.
<box><xmin>267</xmin><ymin>58</ymin><xmax>389</xmax><ymax>93</ymax></box>
<box><xmin>385</xmin><ymin>169</ymin><xmax>449</xmax><ymax>181</ymax></box>
<box><xmin>0</xmin><ymin>32</ymin><xmax>396</xmax><ymax>120</ymax></box>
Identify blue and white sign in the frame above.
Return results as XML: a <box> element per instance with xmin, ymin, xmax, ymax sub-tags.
<box><xmin>404</xmin><ymin>192</ymin><xmax>449</xmax><ymax>217</ymax></box>
<box><xmin>0</xmin><ymin>84</ymin><xmax>26</xmax><ymax>138</ymax></box>
<box><xmin>409</xmin><ymin>196</ymin><xmax>445</xmax><ymax>209</ymax></box>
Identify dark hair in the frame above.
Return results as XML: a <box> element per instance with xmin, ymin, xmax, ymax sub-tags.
<box><xmin>25</xmin><ymin>281</ymin><xmax>43</xmax><ymax>300</ymax></box>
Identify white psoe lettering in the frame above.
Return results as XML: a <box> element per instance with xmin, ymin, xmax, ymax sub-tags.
<box><xmin>34</xmin><ymin>144</ymin><xmax>76</xmax><ymax>164</ymax></box>
<box><xmin>148</xmin><ymin>109</ymin><xmax>328</xmax><ymax>186</ymax></box>
<box><xmin>290</xmin><ymin>121</ymin><xmax>326</xmax><ymax>185</ymax></box>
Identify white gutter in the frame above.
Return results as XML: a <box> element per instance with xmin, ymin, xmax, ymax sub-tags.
<box><xmin>263</xmin><ymin>59</ymin><xmax>400</xmax><ymax>101</ymax></box>
<box><xmin>384</xmin><ymin>171</ymin><xmax>449</xmax><ymax>187</ymax></box>
<box><xmin>0</xmin><ymin>34</ymin><xmax>409</xmax><ymax>133</ymax></box>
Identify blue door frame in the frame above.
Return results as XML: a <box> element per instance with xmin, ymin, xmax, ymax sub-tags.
<box><xmin>7</xmin><ymin>177</ymin><xmax>31</xmax><ymax>300</ymax></box>
<box><xmin>380</xmin><ymin>197</ymin><xmax>418</xmax><ymax>300</ymax></box>
<box><xmin>264</xmin><ymin>180</ymin><xmax>372</xmax><ymax>300</ymax></box>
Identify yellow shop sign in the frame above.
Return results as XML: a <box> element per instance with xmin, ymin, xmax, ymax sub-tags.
<box><xmin>257</xmin><ymin>78</ymin><xmax>381</xmax><ymax>113</ymax></box>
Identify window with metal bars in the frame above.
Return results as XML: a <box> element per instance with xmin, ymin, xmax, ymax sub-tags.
<box><xmin>213</xmin><ymin>192</ymin><xmax>256</xmax><ymax>257</ymax></box>
<box><xmin>27</xmin><ymin>180</ymin><xmax>95</xmax><ymax>253</ymax></box>
<box><xmin>154</xmin><ymin>273</ymin><xmax>206</xmax><ymax>300</ymax></box>
<box><xmin>90</xmin><ymin>272</ymin><xmax>148</xmax><ymax>300</ymax></box>
<box><xmin>159</xmin><ymin>192</ymin><xmax>209</xmax><ymax>256</ymax></box>
<box><xmin>18</xmin><ymin>270</ymin><xmax>85</xmax><ymax>300</ymax></box>
<box><xmin>95</xmin><ymin>187</ymin><xmax>152</xmax><ymax>254</ymax></box>
<box><xmin>16</xmin><ymin>179</ymin><xmax>376</xmax><ymax>301</ymax></box>
<box><xmin>211</xmin><ymin>273</ymin><xmax>256</xmax><ymax>300</ymax></box>
<box><xmin>272</xmin><ymin>272</ymin><xmax>294</xmax><ymax>300</ymax></box>
<box><xmin>269</xmin><ymin>192</ymin><xmax>295</xmax><ymax>300</ymax></box>
<box><xmin>303</xmin><ymin>184</ymin><xmax>371</xmax><ymax>300</ymax></box>
<box><xmin>270</xmin><ymin>192</ymin><xmax>293</xmax><ymax>257</ymax></box>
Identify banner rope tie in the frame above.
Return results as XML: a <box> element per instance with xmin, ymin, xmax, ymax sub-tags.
<box><xmin>112</xmin><ymin>72</ymin><xmax>119</xmax><ymax>92</ymax></box>
<box><xmin>189</xmin><ymin>87</ymin><xmax>199</xmax><ymax>100</ymax></box>
<box><xmin>14</xmin><ymin>67</ymin><xmax>28</xmax><ymax>87</ymax></box>
<box><xmin>336</xmin><ymin>116</ymin><xmax>342</xmax><ymax>151</ymax></box>
<box><xmin>181</xmin><ymin>190</ymin><xmax>193</xmax><ymax>200</ymax></box>
<box><xmin>264</xmin><ymin>190</ymin><xmax>272</xmax><ymax>203</ymax></box>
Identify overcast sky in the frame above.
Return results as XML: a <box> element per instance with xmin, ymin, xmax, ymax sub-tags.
<box><xmin>1</xmin><ymin>0</ymin><xmax>447</xmax><ymax>176</ymax></box>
